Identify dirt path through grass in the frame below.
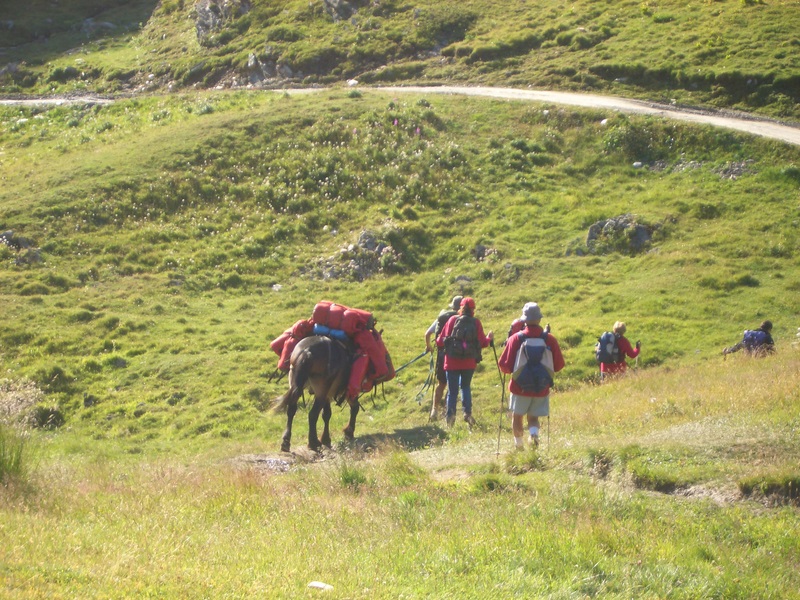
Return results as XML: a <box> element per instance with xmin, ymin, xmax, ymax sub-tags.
<box><xmin>3</xmin><ymin>86</ymin><xmax>799</xmax><ymax>145</ymax></box>
<box><xmin>375</xmin><ymin>85</ymin><xmax>800</xmax><ymax>146</ymax></box>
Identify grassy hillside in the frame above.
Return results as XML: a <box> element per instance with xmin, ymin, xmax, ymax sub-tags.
<box><xmin>1</xmin><ymin>0</ymin><xmax>799</xmax><ymax>120</ymax></box>
<box><xmin>1</xmin><ymin>5</ymin><xmax>799</xmax><ymax>595</ymax></box>
<box><xmin>2</xmin><ymin>347</ymin><xmax>798</xmax><ymax>597</ymax></box>
<box><xmin>1</xmin><ymin>89</ymin><xmax>799</xmax><ymax>450</ymax></box>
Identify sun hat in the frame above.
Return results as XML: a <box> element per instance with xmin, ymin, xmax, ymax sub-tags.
<box><xmin>451</xmin><ymin>295</ymin><xmax>463</xmax><ymax>310</ymax></box>
<box><xmin>521</xmin><ymin>302</ymin><xmax>542</xmax><ymax>322</ymax></box>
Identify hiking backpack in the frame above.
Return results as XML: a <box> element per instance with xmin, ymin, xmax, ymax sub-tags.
<box><xmin>435</xmin><ymin>309</ymin><xmax>458</xmax><ymax>337</ymax></box>
<box><xmin>445</xmin><ymin>315</ymin><xmax>482</xmax><ymax>362</ymax></box>
<box><xmin>595</xmin><ymin>331</ymin><xmax>620</xmax><ymax>363</ymax></box>
<box><xmin>742</xmin><ymin>329</ymin><xmax>768</xmax><ymax>350</ymax></box>
<box><xmin>512</xmin><ymin>331</ymin><xmax>554</xmax><ymax>393</ymax></box>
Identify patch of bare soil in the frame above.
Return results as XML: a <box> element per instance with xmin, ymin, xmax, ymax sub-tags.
<box><xmin>227</xmin><ymin>447</ymin><xmax>340</xmax><ymax>473</ymax></box>
<box><xmin>674</xmin><ymin>484</ymin><xmax>743</xmax><ymax>506</ymax></box>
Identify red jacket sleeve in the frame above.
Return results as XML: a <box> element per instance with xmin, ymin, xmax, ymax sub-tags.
<box><xmin>547</xmin><ymin>333</ymin><xmax>565</xmax><ymax>372</ymax></box>
<box><xmin>617</xmin><ymin>336</ymin><xmax>639</xmax><ymax>360</ymax></box>
<box><xmin>476</xmin><ymin>319</ymin><xmax>491</xmax><ymax>348</ymax></box>
<box><xmin>498</xmin><ymin>333</ymin><xmax>521</xmax><ymax>374</ymax></box>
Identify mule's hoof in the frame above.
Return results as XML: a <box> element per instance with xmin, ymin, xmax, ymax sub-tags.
<box><xmin>280</xmin><ymin>443</ymin><xmax>291</xmax><ymax>453</ymax></box>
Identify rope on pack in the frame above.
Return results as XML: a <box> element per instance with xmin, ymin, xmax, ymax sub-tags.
<box><xmin>394</xmin><ymin>349</ymin><xmax>430</xmax><ymax>375</ymax></box>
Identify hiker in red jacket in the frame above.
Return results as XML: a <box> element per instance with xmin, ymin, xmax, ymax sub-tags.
<box><xmin>499</xmin><ymin>302</ymin><xmax>565</xmax><ymax>450</ymax></box>
<box><xmin>599</xmin><ymin>321</ymin><xmax>640</xmax><ymax>379</ymax></box>
<box><xmin>435</xmin><ymin>297</ymin><xmax>493</xmax><ymax>427</ymax></box>
<box><xmin>424</xmin><ymin>295</ymin><xmax>462</xmax><ymax>421</ymax></box>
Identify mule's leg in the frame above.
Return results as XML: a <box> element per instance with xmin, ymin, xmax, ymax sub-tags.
<box><xmin>342</xmin><ymin>399</ymin><xmax>360</xmax><ymax>442</ymax></box>
<box><xmin>320</xmin><ymin>402</ymin><xmax>333</xmax><ymax>448</ymax></box>
<box><xmin>281</xmin><ymin>394</ymin><xmax>299</xmax><ymax>453</ymax></box>
<box><xmin>308</xmin><ymin>396</ymin><xmax>324</xmax><ymax>451</ymax></box>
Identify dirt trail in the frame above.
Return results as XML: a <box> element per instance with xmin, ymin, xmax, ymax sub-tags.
<box><xmin>3</xmin><ymin>86</ymin><xmax>799</xmax><ymax>146</ymax></box>
<box><xmin>374</xmin><ymin>86</ymin><xmax>800</xmax><ymax>147</ymax></box>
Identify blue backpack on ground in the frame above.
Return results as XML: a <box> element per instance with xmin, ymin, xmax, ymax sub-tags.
<box><xmin>512</xmin><ymin>331</ymin><xmax>554</xmax><ymax>393</ymax></box>
<box><xmin>595</xmin><ymin>331</ymin><xmax>620</xmax><ymax>363</ymax></box>
<box><xmin>742</xmin><ymin>329</ymin><xmax>768</xmax><ymax>350</ymax></box>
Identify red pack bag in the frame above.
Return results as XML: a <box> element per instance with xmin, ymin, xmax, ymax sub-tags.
<box><xmin>327</xmin><ymin>303</ymin><xmax>345</xmax><ymax>330</ymax></box>
<box><xmin>375</xmin><ymin>329</ymin><xmax>395</xmax><ymax>383</ymax></box>
<box><xmin>272</xmin><ymin>319</ymin><xmax>314</xmax><ymax>371</ymax></box>
<box><xmin>312</xmin><ymin>301</ymin><xmax>332</xmax><ymax>326</ymax></box>
<box><xmin>291</xmin><ymin>319</ymin><xmax>314</xmax><ymax>338</ymax></box>
<box><xmin>312</xmin><ymin>301</ymin><xmax>346</xmax><ymax>330</ymax></box>
<box><xmin>270</xmin><ymin>331</ymin><xmax>292</xmax><ymax>356</ymax></box>
<box><xmin>348</xmin><ymin>353</ymin><xmax>370</xmax><ymax>399</ymax></box>
<box><xmin>342</xmin><ymin>308</ymin><xmax>373</xmax><ymax>336</ymax></box>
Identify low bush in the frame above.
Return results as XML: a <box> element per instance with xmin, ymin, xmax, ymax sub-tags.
<box><xmin>31</xmin><ymin>405</ymin><xmax>65</xmax><ymax>429</ymax></box>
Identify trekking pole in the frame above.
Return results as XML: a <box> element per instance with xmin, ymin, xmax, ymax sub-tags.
<box><xmin>490</xmin><ymin>341</ymin><xmax>506</xmax><ymax>457</ymax></box>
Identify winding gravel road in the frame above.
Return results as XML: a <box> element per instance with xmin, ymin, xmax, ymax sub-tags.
<box><xmin>3</xmin><ymin>86</ymin><xmax>799</xmax><ymax>146</ymax></box>
<box><xmin>375</xmin><ymin>86</ymin><xmax>800</xmax><ymax>147</ymax></box>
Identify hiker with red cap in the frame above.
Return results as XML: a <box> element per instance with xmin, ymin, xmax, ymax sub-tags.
<box><xmin>435</xmin><ymin>297</ymin><xmax>493</xmax><ymax>427</ymax></box>
<box><xmin>499</xmin><ymin>302</ymin><xmax>565</xmax><ymax>449</ymax></box>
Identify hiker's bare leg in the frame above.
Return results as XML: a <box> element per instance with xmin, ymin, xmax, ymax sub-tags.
<box><xmin>512</xmin><ymin>413</ymin><xmax>525</xmax><ymax>438</ymax></box>
<box><xmin>430</xmin><ymin>381</ymin><xmax>446</xmax><ymax>419</ymax></box>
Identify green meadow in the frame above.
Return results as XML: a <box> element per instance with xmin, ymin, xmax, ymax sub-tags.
<box><xmin>1</xmin><ymin>88</ymin><xmax>799</xmax><ymax>597</ymax></box>
<box><xmin>2</xmin><ymin>0</ymin><xmax>800</xmax><ymax>596</ymax></box>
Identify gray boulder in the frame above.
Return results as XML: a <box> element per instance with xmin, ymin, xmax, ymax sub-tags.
<box><xmin>586</xmin><ymin>214</ymin><xmax>656</xmax><ymax>255</ymax></box>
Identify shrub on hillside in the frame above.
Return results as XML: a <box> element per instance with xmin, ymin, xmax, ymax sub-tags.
<box><xmin>34</xmin><ymin>365</ymin><xmax>74</xmax><ymax>394</ymax></box>
<box><xmin>47</xmin><ymin>66</ymin><xmax>80</xmax><ymax>83</ymax></box>
<box><xmin>31</xmin><ymin>405</ymin><xmax>64</xmax><ymax>429</ymax></box>
<box><xmin>603</xmin><ymin>120</ymin><xmax>668</xmax><ymax>163</ymax></box>
<box><xmin>18</xmin><ymin>283</ymin><xmax>51</xmax><ymax>296</ymax></box>
<box><xmin>415</xmin><ymin>7</ymin><xmax>477</xmax><ymax>47</ymax></box>
<box><xmin>265</xmin><ymin>25</ymin><xmax>304</xmax><ymax>42</ymax></box>
<box><xmin>1</xmin><ymin>379</ymin><xmax>44</xmax><ymax>428</ymax></box>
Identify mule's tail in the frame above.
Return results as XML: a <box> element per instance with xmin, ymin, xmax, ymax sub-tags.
<box><xmin>272</xmin><ymin>350</ymin><xmax>312</xmax><ymax>413</ymax></box>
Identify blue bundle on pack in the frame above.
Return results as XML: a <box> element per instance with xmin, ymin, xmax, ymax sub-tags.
<box><xmin>313</xmin><ymin>323</ymin><xmax>349</xmax><ymax>341</ymax></box>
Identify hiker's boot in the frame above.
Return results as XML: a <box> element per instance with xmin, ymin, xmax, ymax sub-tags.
<box><xmin>464</xmin><ymin>413</ymin><xmax>476</xmax><ymax>427</ymax></box>
<box><xmin>445</xmin><ymin>414</ymin><xmax>456</xmax><ymax>428</ymax></box>
<box><xmin>429</xmin><ymin>407</ymin><xmax>439</xmax><ymax>421</ymax></box>
<box><xmin>529</xmin><ymin>434</ymin><xmax>539</xmax><ymax>448</ymax></box>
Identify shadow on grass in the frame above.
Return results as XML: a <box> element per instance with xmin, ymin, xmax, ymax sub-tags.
<box><xmin>2</xmin><ymin>0</ymin><xmax>161</xmax><ymax>65</ymax></box>
<box><xmin>356</xmin><ymin>425</ymin><xmax>447</xmax><ymax>451</ymax></box>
